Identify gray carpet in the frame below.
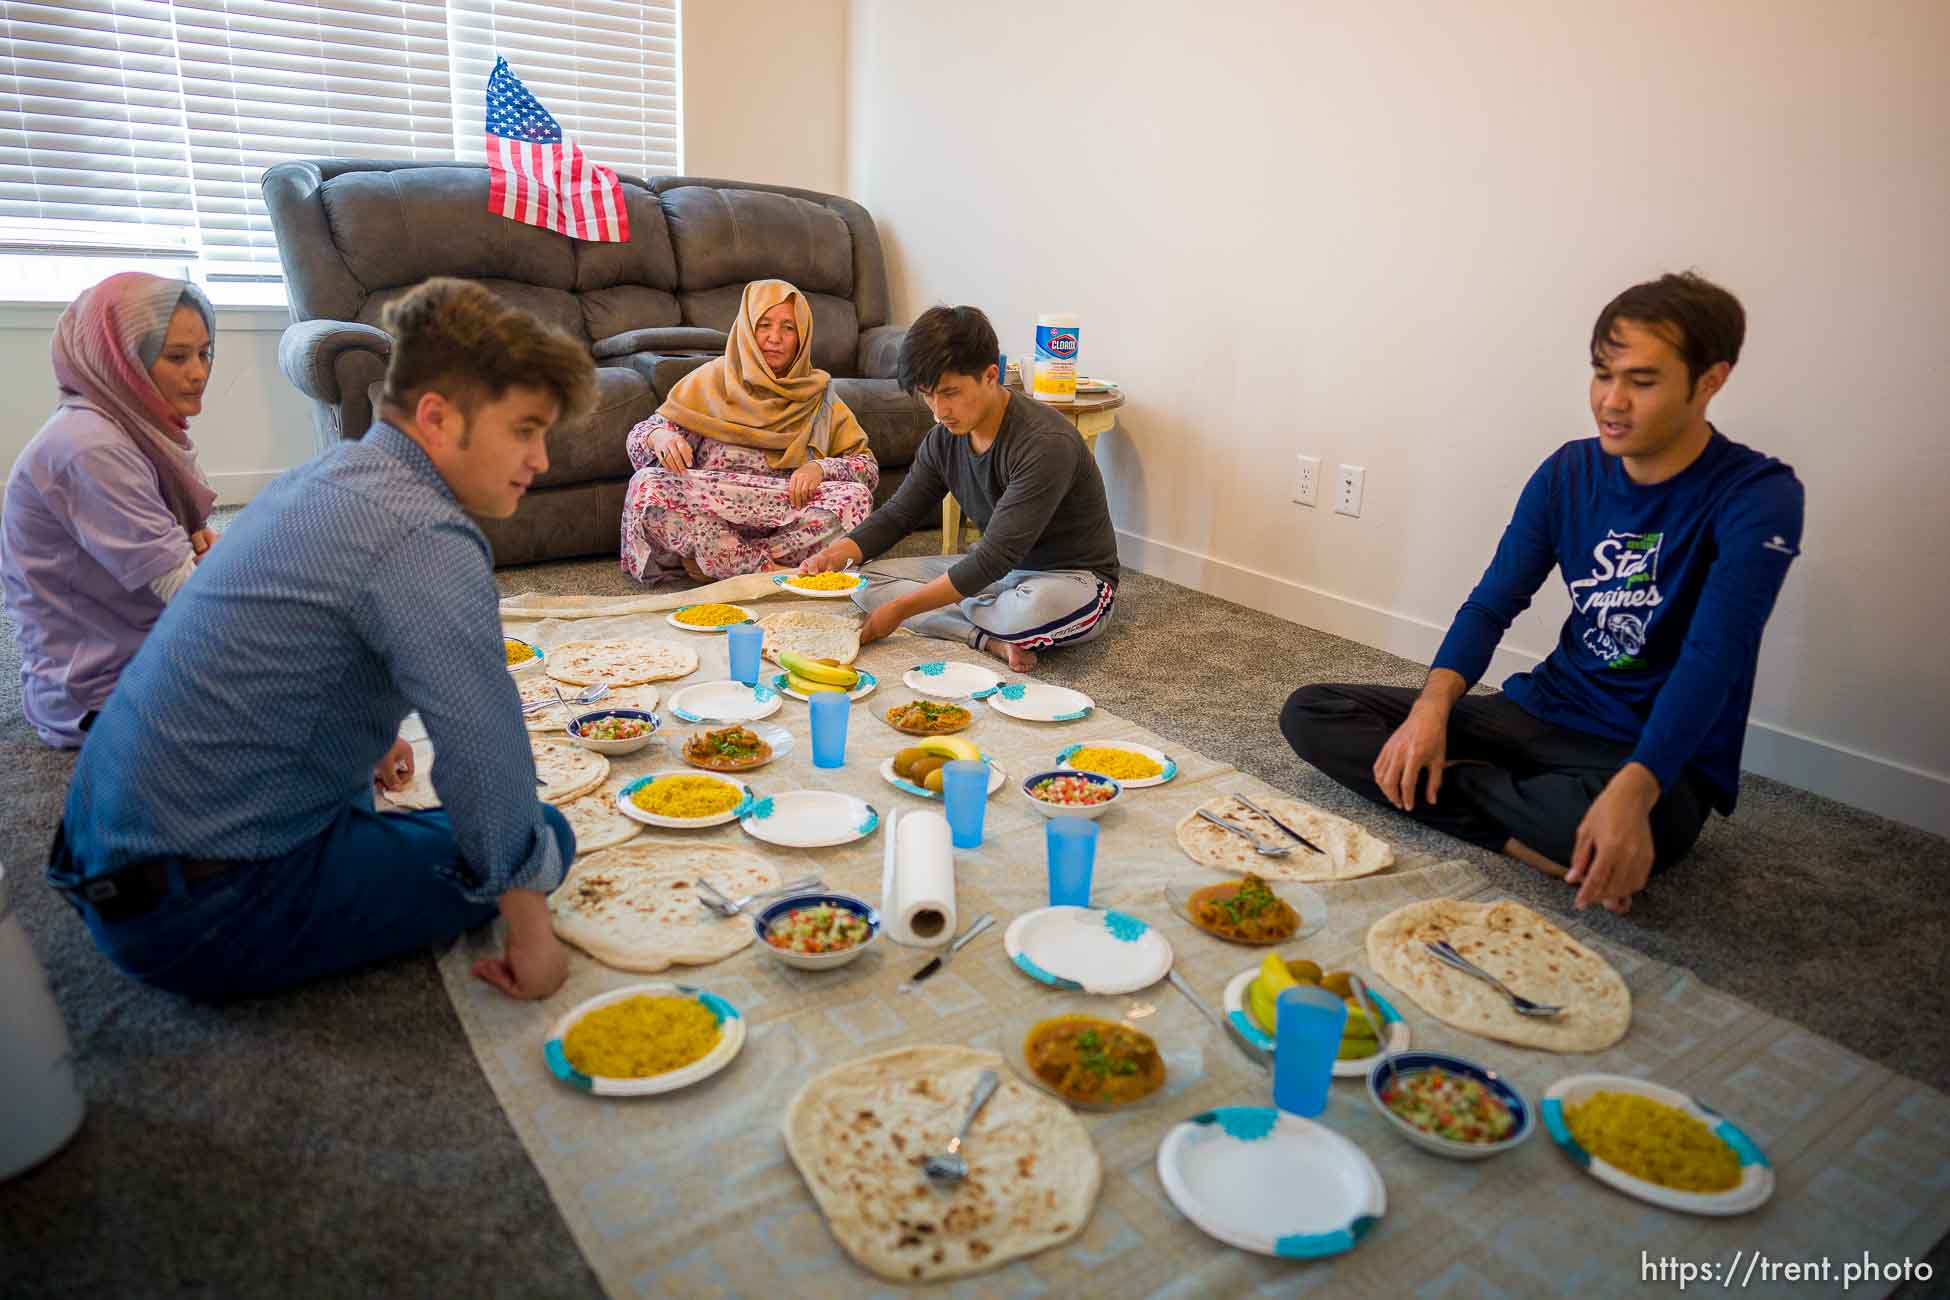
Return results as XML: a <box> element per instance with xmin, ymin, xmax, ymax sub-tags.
<box><xmin>5</xmin><ymin>528</ymin><xmax>1948</xmax><ymax>1299</ymax></box>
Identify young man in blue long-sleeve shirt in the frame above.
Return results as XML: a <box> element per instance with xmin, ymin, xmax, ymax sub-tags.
<box><xmin>1283</xmin><ymin>272</ymin><xmax>1803</xmax><ymax>915</ymax></box>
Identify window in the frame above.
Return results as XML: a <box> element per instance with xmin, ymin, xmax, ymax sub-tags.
<box><xmin>0</xmin><ymin>0</ymin><xmax>679</xmax><ymax>287</ymax></box>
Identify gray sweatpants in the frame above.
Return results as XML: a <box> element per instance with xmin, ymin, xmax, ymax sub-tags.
<box><xmin>850</xmin><ymin>556</ymin><xmax>1116</xmax><ymax>652</ymax></box>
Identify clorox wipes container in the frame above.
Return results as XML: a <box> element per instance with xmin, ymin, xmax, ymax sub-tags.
<box><xmin>1032</xmin><ymin>313</ymin><xmax>1080</xmax><ymax>402</ymax></box>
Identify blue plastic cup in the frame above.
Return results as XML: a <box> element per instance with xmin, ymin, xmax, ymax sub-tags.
<box><xmin>1045</xmin><ymin>818</ymin><xmax>1098</xmax><ymax>907</ymax></box>
<box><xmin>727</xmin><ymin>622</ymin><xmax>762</xmax><ymax>686</ymax></box>
<box><xmin>941</xmin><ymin>760</ymin><xmax>989</xmax><ymax>849</ymax></box>
<box><xmin>1272</xmin><ymin>984</ymin><xmax>1347</xmax><ymax>1118</ymax></box>
<box><xmin>809</xmin><ymin>690</ymin><xmax>849</xmax><ymax>768</ymax></box>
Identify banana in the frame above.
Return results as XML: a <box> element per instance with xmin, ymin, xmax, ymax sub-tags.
<box><xmin>786</xmin><ymin>672</ymin><xmax>848</xmax><ymax>695</ymax></box>
<box><xmin>914</xmin><ymin>736</ymin><xmax>981</xmax><ymax>763</ymax></box>
<box><xmin>778</xmin><ymin>649</ymin><xmax>857</xmax><ymax>687</ymax></box>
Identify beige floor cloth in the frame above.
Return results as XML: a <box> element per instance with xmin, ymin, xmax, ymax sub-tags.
<box><xmin>435</xmin><ymin>604</ymin><xmax>1950</xmax><ymax>1298</ymax></box>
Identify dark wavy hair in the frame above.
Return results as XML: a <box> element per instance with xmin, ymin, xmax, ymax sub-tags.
<box><xmin>1591</xmin><ymin>271</ymin><xmax>1745</xmax><ymax>396</ymax></box>
<box><xmin>896</xmin><ymin>305</ymin><xmax>1000</xmax><ymax>394</ymax></box>
<box><xmin>381</xmin><ymin>277</ymin><xmax>596</xmax><ymax>424</ymax></box>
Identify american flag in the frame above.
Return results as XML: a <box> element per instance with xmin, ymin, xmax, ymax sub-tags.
<box><xmin>485</xmin><ymin>57</ymin><xmax>630</xmax><ymax>243</ymax></box>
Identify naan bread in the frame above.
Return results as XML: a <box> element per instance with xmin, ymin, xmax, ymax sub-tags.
<box><xmin>548</xmin><ymin>841</ymin><xmax>779</xmax><ymax>972</ymax></box>
<box><xmin>530</xmin><ymin>738</ymin><xmax>609</xmax><ymax>804</ymax></box>
<box><xmin>544</xmin><ymin>637</ymin><xmax>698</xmax><ymax>686</ymax></box>
<box><xmin>782</xmin><ymin>1046</ymin><xmax>1100</xmax><ymax>1282</ymax></box>
<box><xmin>1366</xmin><ymin>898</ymin><xmax>1631</xmax><ymax>1052</ymax></box>
<box><xmin>517</xmin><ymin>677</ymin><xmax>660</xmax><ymax>733</ymax></box>
<box><xmin>758</xmin><ymin>610</ymin><xmax>860</xmax><ymax>666</ymax></box>
<box><xmin>555</xmin><ymin>776</ymin><xmax>643</xmax><ymax>857</ymax></box>
<box><xmin>1175</xmin><ymin>793</ymin><xmax>1393</xmax><ymax>882</ymax></box>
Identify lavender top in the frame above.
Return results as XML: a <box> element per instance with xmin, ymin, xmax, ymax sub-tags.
<box><xmin>2</xmin><ymin>400</ymin><xmax>194</xmax><ymax>746</ymax></box>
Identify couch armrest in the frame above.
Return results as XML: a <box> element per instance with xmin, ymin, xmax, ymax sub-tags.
<box><xmin>279</xmin><ymin>319</ymin><xmax>392</xmax><ymax>405</ymax></box>
<box><xmin>592</xmin><ymin>326</ymin><xmax>728</xmax><ymax>360</ymax></box>
<box><xmin>856</xmin><ymin>324</ymin><xmax>906</xmax><ymax>380</ymax></box>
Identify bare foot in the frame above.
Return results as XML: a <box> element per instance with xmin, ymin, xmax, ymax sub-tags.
<box><xmin>980</xmin><ymin>638</ymin><xmax>1038</xmax><ymax>673</ymax></box>
<box><xmin>1502</xmin><ymin>837</ymin><xmax>1568</xmax><ymax>880</ymax></box>
<box><xmin>681</xmin><ymin>554</ymin><xmax>709</xmax><ymax>582</ymax></box>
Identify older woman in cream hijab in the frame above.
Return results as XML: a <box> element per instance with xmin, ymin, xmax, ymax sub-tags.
<box><xmin>621</xmin><ymin>279</ymin><xmax>879</xmax><ymax>581</ymax></box>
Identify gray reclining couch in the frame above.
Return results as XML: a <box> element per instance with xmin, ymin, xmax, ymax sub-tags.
<box><xmin>263</xmin><ymin>160</ymin><xmax>931</xmax><ymax>566</ymax></box>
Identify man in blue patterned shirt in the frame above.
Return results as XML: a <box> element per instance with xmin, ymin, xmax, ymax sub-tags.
<box><xmin>49</xmin><ymin>279</ymin><xmax>596</xmax><ymax>1002</ymax></box>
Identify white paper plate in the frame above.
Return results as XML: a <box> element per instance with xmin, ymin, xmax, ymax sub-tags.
<box><xmin>877</xmin><ymin>754</ymin><xmax>1005</xmax><ymax>800</ymax></box>
<box><xmin>616</xmin><ymin>772</ymin><xmax>754</xmax><ymax>829</ymax></box>
<box><xmin>771</xmin><ymin>669</ymin><xmax>877</xmax><ymax>703</ymax></box>
<box><xmin>1541</xmin><ymin>1074</ymin><xmax>1775</xmax><ymax>1216</ymax></box>
<box><xmin>677</xmin><ymin>721</ymin><xmax>795</xmax><ymax>771</ymax></box>
<box><xmin>740</xmin><ymin>790</ymin><xmax>881</xmax><ymax>848</ymax></box>
<box><xmin>506</xmin><ymin>637</ymin><xmax>544</xmax><ymax>674</ymax></box>
<box><xmin>664</xmin><ymin>604</ymin><xmax>755</xmax><ymax>633</ymax></box>
<box><xmin>902</xmin><ymin>660</ymin><xmax>1002</xmax><ymax>698</ymax></box>
<box><xmin>1157</xmin><ymin>1107</ymin><xmax>1385</xmax><ymax>1259</ymax></box>
<box><xmin>977</xmin><ymin>681</ymin><xmax>1095</xmax><ymax>722</ymax></box>
<box><xmin>771</xmin><ymin>572</ymin><xmax>867</xmax><ymax>599</ymax></box>
<box><xmin>1054</xmin><ymin>740</ymin><xmax>1178</xmax><ymax>788</ymax></box>
<box><xmin>543</xmin><ymin>982</ymin><xmax>745</xmax><ymax>1097</ymax></box>
<box><xmin>668</xmin><ymin>679</ymin><xmax>783</xmax><ymax>724</ymax></box>
<box><xmin>1004</xmin><ymin>906</ymin><xmax>1173</xmax><ymax>995</ymax></box>
<box><xmin>1220</xmin><ymin>968</ymin><xmax>1409</xmax><ymax>1077</ymax></box>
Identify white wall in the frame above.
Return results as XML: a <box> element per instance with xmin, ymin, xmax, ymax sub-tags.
<box><xmin>683</xmin><ymin>0</ymin><xmax>848</xmax><ymax>194</ymax></box>
<box><xmin>847</xmin><ymin>0</ymin><xmax>1950</xmax><ymax>832</ymax></box>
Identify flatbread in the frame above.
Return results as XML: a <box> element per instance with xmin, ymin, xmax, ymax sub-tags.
<box><xmin>555</xmin><ymin>776</ymin><xmax>643</xmax><ymax>857</ymax></box>
<box><xmin>1174</xmin><ymin>793</ymin><xmax>1393</xmax><ymax>882</ymax></box>
<box><xmin>782</xmin><ymin>1046</ymin><xmax>1101</xmax><ymax>1282</ymax></box>
<box><xmin>548</xmin><ymin>841</ymin><xmax>780</xmax><ymax>972</ymax></box>
<box><xmin>544</xmin><ymin>637</ymin><xmax>698</xmax><ymax>686</ymax></box>
<box><xmin>1366</xmin><ymin>898</ymin><xmax>1631</xmax><ymax>1052</ymax></box>
<box><xmin>530</xmin><ymin>738</ymin><xmax>609</xmax><ymax>805</ymax></box>
<box><xmin>758</xmin><ymin>610</ymin><xmax>860</xmax><ymax>666</ymax></box>
<box><xmin>517</xmin><ymin>677</ymin><xmax>661</xmax><ymax>733</ymax></box>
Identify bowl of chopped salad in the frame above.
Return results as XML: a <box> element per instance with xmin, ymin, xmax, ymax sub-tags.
<box><xmin>567</xmin><ymin>707</ymin><xmax>661</xmax><ymax>755</ymax></box>
<box><xmin>1367</xmin><ymin>1050</ymin><xmax>1534</xmax><ymax>1160</ymax></box>
<box><xmin>751</xmin><ymin>893</ymin><xmax>881</xmax><ymax>971</ymax></box>
<box><xmin>1020</xmin><ymin>768</ymin><xmax>1123</xmax><ymax>821</ymax></box>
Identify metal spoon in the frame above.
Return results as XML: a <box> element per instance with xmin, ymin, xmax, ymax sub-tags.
<box><xmin>1195</xmin><ymin>808</ymin><xmax>1293</xmax><ymax>857</ymax></box>
<box><xmin>1424</xmin><ymin>940</ymin><xmax>1564</xmax><ymax>1017</ymax></box>
<box><xmin>922</xmin><ymin>1070</ymin><xmax>1000</xmax><ymax>1186</ymax></box>
<box><xmin>1346</xmin><ymin>972</ymin><xmax>1394</xmax><ymax>1075</ymax></box>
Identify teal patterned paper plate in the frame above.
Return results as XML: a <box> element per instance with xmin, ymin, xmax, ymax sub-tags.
<box><xmin>1541</xmin><ymin>1074</ymin><xmax>1775</xmax><ymax>1216</ymax></box>
<box><xmin>543</xmin><ymin>982</ymin><xmax>745</xmax><ymax>1097</ymax></box>
<box><xmin>1156</xmin><ymin>1107</ymin><xmax>1385</xmax><ymax>1259</ymax></box>
<box><xmin>739</xmin><ymin>790</ymin><xmax>881</xmax><ymax>849</ymax></box>
<box><xmin>1003</xmin><ymin>905</ymin><xmax>1173</xmax><ymax>995</ymax></box>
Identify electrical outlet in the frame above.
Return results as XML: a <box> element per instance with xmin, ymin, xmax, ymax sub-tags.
<box><xmin>1292</xmin><ymin>455</ymin><xmax>1320</xmax><ymax>507</ymax></box>
<box><xmin>1333</xmin><ymin>464</ymin><xmax>1365</xmax><ymax>517</ymax></box>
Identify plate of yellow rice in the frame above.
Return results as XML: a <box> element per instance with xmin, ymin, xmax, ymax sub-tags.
<box><xmin>544</xmin><ymin>983</ymin><xmax>745</xmax><ymax>1096</ymax></box>
<box><xmin>616</xmin><ymin>772</ymin><xmax>754</xmax><ymax>828</ymax></box>
<box><xmin>1541</xmin><ymin>1074</ymin><xmax>1774</xmax><ymax>1215</ymax></box>
<box><xmin>1054</xmin><ymin>741</ymin><xmax>1177</xmax><ymax>788</ymax></box>
<box><xmin>772</xmin><ymin>571</ymin><xmax>867</xmax><ymax>597</ymax></box>
<box><xmin>505</xmin><ymin>637</ymin><xmax>544</xmax><ymax>673</ymax></box>
<box><xmin>666</xmin><ymin>603</ymin><xmax>756</xmax><ymax>632</ymax></box>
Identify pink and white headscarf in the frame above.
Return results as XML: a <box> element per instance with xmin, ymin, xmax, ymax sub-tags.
<box><xmin>50</xmin><ymin>272</ymin><xmax>218</xmax><ymax>534</ymax></box>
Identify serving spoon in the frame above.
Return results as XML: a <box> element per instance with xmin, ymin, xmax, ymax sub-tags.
<box><xmin>922</xmin><ymin>1070</ymin><xmax>1000</xmax><ymax>1186</ymax></box>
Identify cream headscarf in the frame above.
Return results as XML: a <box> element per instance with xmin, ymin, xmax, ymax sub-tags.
<box><xmin>657</xmin><ymin>279</ymin><xmax>870</xmax><ymax>471</ymax></box>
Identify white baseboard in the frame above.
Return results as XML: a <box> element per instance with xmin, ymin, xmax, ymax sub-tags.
<box><xmin>209</xmin><ymin>471</ymin><xmax>285</xmax><ymax>506</ymax></box>
<box><xmin>1116</xmin><ymin>527</ymin><xmax>1950</xmax><ymax>838</ymax></box>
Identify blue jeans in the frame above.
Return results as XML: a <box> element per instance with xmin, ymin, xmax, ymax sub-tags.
<box><xmin>48</xmin><ymin>803</ymin><xmax>574</xmax><ymax>1002</ymax></box>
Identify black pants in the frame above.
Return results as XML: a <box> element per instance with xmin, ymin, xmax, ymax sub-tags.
<box><xmin>1280</xmin><ymin>683</ymin><xmax>1712</xmax><ymax>874</ymax></box>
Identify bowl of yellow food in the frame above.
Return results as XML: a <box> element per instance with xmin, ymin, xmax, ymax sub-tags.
<box><xmin>1054</xmin><ymin>741</ymin><xmax>1178</xmax><ymax>788</ymax></box>
<box><xmin>1368</xmin><ymin>1051</ymin><xmax>1533</xmax><ymax>1160</ymax></box>
<box><xmin>505</xmin><ymin>637</ymin><xmax>543</xmax><ymax>673</ymax></box>
<box><xmin>567</xmin><ymin>707</ymin><xmax>660</xmax><ymax>755</ymax></box>
<box><xmin>616</xmin><ymin>772</ymin><xmax>753</xmax><ymax>829</ymax></box>
<box><xmin>544</xmin><ymin>983</ymin><xmax>745</xmax><ymax>1096</ymax></box>
<box><xmin>1541</xmin><ymin>1074</ymin><xmax>1774</xmax><ymax>1214</ymax></box>
<box><xmin>665</xmin><ymin>603</ymin><xmax>755</xmax><ymax>632</ymax></box>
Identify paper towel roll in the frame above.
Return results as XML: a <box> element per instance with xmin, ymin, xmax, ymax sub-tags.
<box><xmin>884</xmin><ymin>810</ymin><xmax>956</xmax><ymax>947</ymax></box>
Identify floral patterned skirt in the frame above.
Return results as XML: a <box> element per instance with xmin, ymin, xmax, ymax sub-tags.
<box><xmin>620</xmin><ymin>448</ymin><xmax>874</xmax><ymax>582</ymax></box>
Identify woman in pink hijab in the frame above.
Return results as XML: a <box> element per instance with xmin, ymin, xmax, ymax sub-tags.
<box><xmin>1</xmin><ymin>272</ymin><xmax>219</xmax><ymax>746</ymax></box>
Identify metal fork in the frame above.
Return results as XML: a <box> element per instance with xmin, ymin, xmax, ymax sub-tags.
<box><xmin>521</xmin><ymin>682</ymin><xmax>608</xmax><ymax>715</ymax></box>
<box><xmin>1231</xmin><ymin>794</ymin><xmax>1325</xmax><ymax>856</ymax></box>
<box><xmin>1195</xmin><ymin>808</ymin><xmax>1292</xmax><ymax>857</ymax></box>
<box><xmin>1424</xmin><ymin>940</ymin><xmax>1564</xmax><ymax>1017</ymax></box>
<box><xmin>696</xmin><ymin>874</ymin><xmax>824</xmax><ymax>917</ymax></box>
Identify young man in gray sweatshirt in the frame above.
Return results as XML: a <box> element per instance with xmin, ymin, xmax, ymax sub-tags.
<box><xmin>797</xmin><ymin>305</ymin><xmax>1119</xmax><ymax>672</ymax></box>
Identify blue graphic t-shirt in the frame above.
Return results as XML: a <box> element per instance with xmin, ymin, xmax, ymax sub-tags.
<box><xmin>1432</xmin><ymin>430</ymin><xmax>1804</xmax><ymax>812</ymax></box>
